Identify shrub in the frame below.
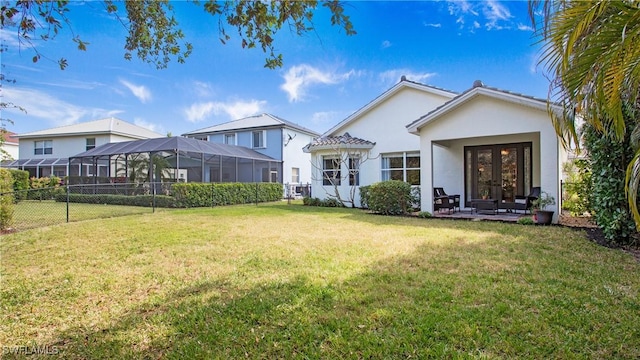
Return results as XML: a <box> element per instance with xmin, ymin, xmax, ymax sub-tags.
<box><xmin>367</xmin><ymin>180</ymin><xmax>412</xmax><ymax>215</ymax></box>
<box><xmin>0</xmin><ymin>169</ymin><xmax>15</xmax><ymax>230</ymax></box>
<box><xmin>562</xmin><ymin>159</ymin><xmax>592</xmax><ymax>216</ymax></box>
<box><xmin>417</xmin><ymin>211</ymin><xmax>432</xmax><ymax>218</ymax></box>
<box><xmin>584</xmin><ymin>113</ymin><xmax>637</xmax><ymax>245</ymax></box>
<box><xmin>27</xmin><ymin>176</ymin><xmax>62</xmax><ymax>200</ymax></box>
<box><xmin>517</xmin><ymin>217</ymin><xmax>535</xmax><ymax>225</ymax></box>
<box><xmin>171</xmin><ymin>182</ymin><xmax>282</xmax><ymax>208</ymax></box>
<box><xmin>9</xmin><ymin>169</ymin><xmax>29</xmax><ymax>201</ymax></box>
<box><xmin>56</xmin><ymin>193</ymin><xmax>177</xmax><ymax>208</ymax></box>
<box><xmin>302</xmin><ymin>196</ymin><xmax>345</xmax><ymax>207</ymax></box>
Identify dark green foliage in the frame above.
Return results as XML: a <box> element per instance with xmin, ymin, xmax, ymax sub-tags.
<box><xmin>562</xmin><ymin>159</ymin><xmax>592</xmax><ymax>216</ymax></box>
<box><xmin>367</xmin><ymin>180</ymin><xmax>413</xmax><ymax>215</ymax></box>
<box><xmin>171</xmin><ymin>183</ymin><xmax>282</xmax><ymax>207</ymax></box>
<box><xmin>9</xmin><ymin>169</ymin><xmax>29</xmax><ymax>201</ymax></box>
<box><xmin>0</xmin><ymin>168</ymin><xmax>14</xmax><ymax>229</ymax></box>
<box><xmin>302</xmin><ymin>197</ymin><xmax>345</xmax><ymax>208</ymax></box>
<box><xmin>359</xmin><ymin>185</ymin><xmax>370</xmax><ymax>209</ymax></box>
<box><xmin>584</xmin><ymin>114</ymin><xmax>637</xmax><ymax>244</ymax></box>
<box><xmin>417</xmin><ymin>211</ymin><xmax>432</xmax><ymax>218</ymax></box>
<box><xmin>56</xmin><ymin>193</ymin><xmax>177</xmax><ymax>208</ymax></box>
<box><xmin>517</xmin><ymin>217</ymin><xmax>535</xmax><ymax>225</ymax></box>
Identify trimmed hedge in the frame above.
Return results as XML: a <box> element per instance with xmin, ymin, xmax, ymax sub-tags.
<box><xmin>359</xmin><ymin>185</ymin><xmax>371</xmax><ymax>209</ymax></box>
<box><xmin>172</xmin><ymin>182</ymin><xmax>283</xmax><ymax>207</ymax></box>
<box><xmin>367</xmin><ymin>180</ymin><xmax>413</xmax><ymax>215</ymax></box>
<box><xmin>52</xmin><ymin>182</ymin><xmax>283</xmax><ymax>208</ymax></box>
<box><xmin>302</xmin><ymin>197</ymin><xmax>345</xmax><ymax>207</ymax></box>
<box><xmin>55</xmin><ymin>193</ymin><xmax>177</xmax><ymax>208</ymax></box>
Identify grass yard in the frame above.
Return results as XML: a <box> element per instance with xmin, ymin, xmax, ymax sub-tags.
<box><xmin>1</xmin><ymin>202</ymin><xmax>639</xmax><ymax>359</ymax></box>
<box><xmin>9</xmin><ymin>200</ymin><xmax>159</xmax><ymax>231</ymax></box>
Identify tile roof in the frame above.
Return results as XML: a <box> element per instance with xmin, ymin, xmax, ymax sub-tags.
<box><xmin>182</xmin><ymin>113</ymin><xmax>320</xmax><ymax>136</ymax></box>
<box><xmin>1</xmin><ymin>130</ymin><xmax>18</xmax><ymax>145</ymax></box>
<box><xmin>303</xmin><ymin>132</ymin><xmax>376</xmax><ymax>152</ymax></box>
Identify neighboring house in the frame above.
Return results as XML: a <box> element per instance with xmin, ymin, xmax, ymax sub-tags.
<box><xmin>4</xmin><ymin>117</ymin><xmax>163</xmax><ymax>178</ymax></box>
<box><xmin>306</xmin><ymin>78</ymin><xmax>565</xmax><ymax>223</ymax></box>
<box><xmin>1</xmin><ymin>130</ymin><xmax>19</xmax><ymax>161</ymax></box>
<box><xmin>183</xmin><ymin>113</ymin><xmax>320</xmax><ymax>195</ymax></box>
<box><xmin>304</xmin><ymin>78</ymin><xmax>456</xmax><ymax>206</ymax></box>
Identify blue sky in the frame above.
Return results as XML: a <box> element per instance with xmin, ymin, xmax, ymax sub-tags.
<box><xmin>2</xmin><ymin>1</ymin><xmax>548</xmax><ymax>137</ymax></box>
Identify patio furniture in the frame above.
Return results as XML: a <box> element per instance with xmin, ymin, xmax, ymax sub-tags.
<box><xmin>434</xmin><ymin>187</ymin><xmax>460</xmax><ymax>213</ymax></box>
<box><xmin>471</xmin><ymin>198</ymin><xmax>499</xmax><ymax>214</ymax></box>
<box><xmin>513</xmin><ymin>186</ymin><xmax>541</xmax><ymax>213</ymax></box>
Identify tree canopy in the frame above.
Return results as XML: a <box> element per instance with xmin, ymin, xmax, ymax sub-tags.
<box><xmin>0</xmin><ymin>0</ymin><xmax>356</xmax><ymax>70</ymax></box>
<box><xmin>531</xmin><ymin>0</ymin><xmax>640</xmax><ymax>229</ymax></box>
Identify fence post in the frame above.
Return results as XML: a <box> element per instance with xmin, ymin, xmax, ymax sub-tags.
<box><xmin>255</xmin><ymin>182</ymin><xmax>259</xmax><ymax>206</ymax></box>
<box><xmin>152</xmin><ymin>182</ymin><xmax>156</xmax><ymax>213</ymax></box>
<box><xmin>66</xmin><ymin>184</ymin><xmax>70</xmax><ymax>223</ymax></box>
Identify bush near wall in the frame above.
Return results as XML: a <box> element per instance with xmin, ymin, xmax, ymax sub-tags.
<box><xmin>0</xmin><ymin>169</ymin><xmax>15</xmax><ymax>230</ymax></box>
<box><xmin>27</xmin><ymin>176</ymin><xmax>63</xmax><ymax>200</ymax></box>
<box><xmin>367</xmin><ymin>180</ymin><xmax>413</xmax><ymax>215</ymax></box>
<box><xmin>172</xmin><ymin>182</ymin><xmax>282</xmax><ymax>208</ymax></box>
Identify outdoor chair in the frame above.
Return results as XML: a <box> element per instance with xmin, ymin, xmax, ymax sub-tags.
<box><xmin>433</xmin><ymin>187</ymin><xmax>460</xmax><ymax>214</ymax></box>
<box><xmin>514</xmin><ymin>186</ymin><xmax>540</xmax><ymax>213</ymax></box>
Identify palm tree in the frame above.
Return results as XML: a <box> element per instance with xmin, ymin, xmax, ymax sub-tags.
<box><xmin>531</xmin><ymin>0</ymin><xmax>640</xmax><ymax>226</ymax></box>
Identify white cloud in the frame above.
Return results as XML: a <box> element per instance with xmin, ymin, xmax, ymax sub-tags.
<box><xmin>0</xmin><ymin>28</ymin><xmax>22</xmax><ymax>48</ymax></box>
<box><xmin>483</xmin><ymin>0</ymin><xmax>512</xmax><ymax>30</ymax></box>
<box><xmin>184</xmin><ymin>99</ymin><xmax>267</xmax><ymax>123</ymax></box>
<box><xmin>2</xmin><ymin>87</ymin><xmax>122</xmax><ymax>127</ymax></box>
<box><xmin>379</xmin><ymin>69</ymin><xmax>437</xmax><ymax>87</ymax></box>
<box><xmin>381</xmin><ymin>40</ymin><xmax>392</xmax><ymax>49</ymax></box>
<box><xmin>192</xmin><ymin>81</ymin><xmax>214</xmax><ymax>98</ymax></box>
<box><xmin>517</xmin><ymin>23</ymin><xmax>534</xmax><ymax>32</ymax></box>
<box><xmin>280</xmin><ymin>64</ymin><xmax>356</xmax><ymax>103</ymax></box>
<box><xmin>134</xmin><ymin>117</ymin><xmax>165</xmax><ymax>135</ymax></box>
<box><xmin>119</xmin><ymin>79</ymin><xmax>152</xmax><ymax>103</ymax></box>
<box><xmin>423</xmin><ymin>22</ymin><xmax>442</xmax><ymax>28</ymax></box>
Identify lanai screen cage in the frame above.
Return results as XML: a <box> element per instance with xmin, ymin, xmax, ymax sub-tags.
<box><xmin>69</xmin><ymin>137</ymin><xmax>282</xmax><ymax>185</ymax></box>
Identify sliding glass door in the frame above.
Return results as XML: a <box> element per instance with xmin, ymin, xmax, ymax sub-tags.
<box><xmin>464</xmin><ymin>143</ymin><xmax>532</xmax><ymax>204</ymax></box>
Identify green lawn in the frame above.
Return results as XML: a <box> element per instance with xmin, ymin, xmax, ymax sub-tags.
<box><xmin>1</xmin><ymin>203</ymin><xmax>638</xmax><ymax>359</ymax></box>
<box><xmin>10</xmin><ymin>200</ymin><xmax>159</xmax><ymax>231</ymax></box>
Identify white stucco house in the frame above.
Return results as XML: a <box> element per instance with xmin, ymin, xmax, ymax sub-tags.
<box><xmin>3</xmin><ymin>117</ymin><xmax>164</xmax><ymax>177</ymax></box>
<box><xmin>1</xmin><ymin>131</ymin><xmax>19</xmax><ymax>161</ymax></box>
<box><xmin>305</xmin><ymin>78</ymin><xmax>564</xmax><ymax>223</ymax></box>
<box><xmin>183</xmin><ymin>113</ymin><xmax>319</xmax><ymax>195</ymax></box>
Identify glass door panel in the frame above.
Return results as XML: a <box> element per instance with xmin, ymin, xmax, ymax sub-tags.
<box><xmin>477</xmin><ymin>149</ymin><xmax>493</xmax><ymax>199</ymax></box>
<box><xmin>500</xmin><ymin>147</ymin><xmax>518</xmax><ymax>203</ymax></box>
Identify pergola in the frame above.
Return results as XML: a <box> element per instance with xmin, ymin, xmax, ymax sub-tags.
<box><xmin>69</xmin><ymin>136</ymin><xmax>282</xmax><ymax>184</ymax></box>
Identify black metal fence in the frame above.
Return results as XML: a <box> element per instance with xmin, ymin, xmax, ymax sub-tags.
<box><xmin>1</xmin><ymin>182</ymin><xmax>171</xmax><ymax>233</ymax></box>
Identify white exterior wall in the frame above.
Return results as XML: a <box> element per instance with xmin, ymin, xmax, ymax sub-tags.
<box><xmin>418</xmin><ymin>96</ymin><xmax>561</xmax><ymax>222</ymax></box>
<box><xmin>18</xmin><ymin>134</ymin><xmax>114</xmax><ymax>159</ymax></box>
<box><xmin>1</xmin><ymin>142</ymin><xmax>19</xmax><ymax>160</ymax></box>
<box><xmin>312</xmin><ymin>86</ymin><xmax>452</xmax><ymax>206</ymax></box>
<box><xmin>283</xmin><ymin>128</ymin><xmax>316</xmax><ymax>186</ymax></box>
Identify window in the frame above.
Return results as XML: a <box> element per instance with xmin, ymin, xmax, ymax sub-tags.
<box><xmin>381</xmin><ymin>152</ymin><xmax>420</xmax><ymax>185</ymax></box>
<box><xmin>34</xmin><ymin>140</ymin><xmax>53</xmax><ymax>155</ymax></box>
<box><xmin>86</xmin><ymin>138</ymin><xmax>96</xmax><ymax>151</ymax></box>
<box><xmin>322</xmin><ymin>156</ymin><xmax>341</xmax><ymax>186</ymax></box>
<box><xmin>252</xmin><ymin>130</ymin><xmax>265</xmax><ymax>148</ymax></box>
<box><xmin>349</xmin><ymin>157</ymin><xmax>360</xmax><ymax>186</ymax></box>
<box><xmin>224</xmin><ymin>133</ymin><xmax>236</xmax><ymax>145</ymax></box>
<box><xmin>291</xmin><ymin>167</ymin><xmax>300</xmax><ymax>183</ymax></box>
<box><xmin>194</xmin><ymin>135</ymin><xmax>207</xmax><ymax>141</ymax></box>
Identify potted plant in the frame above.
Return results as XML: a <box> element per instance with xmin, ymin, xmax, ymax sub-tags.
<box><xmin>481</xmin><ymin>188</ymin><xmax>489</xmax><ymax>200</ymax></box>
<box><xmin>530</xmin><ymin>191</ymin><xmax>555</xmax><ymax>225</ymax></box>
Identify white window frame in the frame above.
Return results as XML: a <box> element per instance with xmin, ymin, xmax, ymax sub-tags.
<box><xmin>322</xmin><ymin>156</ymin><xmax>341</xmax><ymax>186</ymax></box>
<box><xmin>291</xmin><ymin>167</ymin><xmax>300</xmax><ymax>184</ymax></box>
<box><xmin>349</xmin><ymin>156</ymin><xmax>360</xmax><ymax>186</ymax></box>
<box><xmin>252</xmin><ymin>130</ymin><xmax>266</xmax><ymax>149</ymax></box>
<box><xmin>381</xmin><ymin>152</ymin><xmax>420</xmax><ymax>185</ymax></box>
<box><xmin>224</xmin><ymin>133</ymin><xmax>237</xmax><ymax>145</ymax></box>
<box><xmin>34</xmin><ymin>140</ymin><xmax>53</xmax><ymax>155</ymax></box>
<box><xmin>86</xmin><ymin>137</ymin><xmax>96</xmax><ymax>151</ymax></box>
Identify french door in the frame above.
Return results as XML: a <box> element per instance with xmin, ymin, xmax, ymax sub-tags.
<box><xmin>464</xmin><ymin>143</ymin><xmax>532</xmax><ymax>205</ymax></box>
